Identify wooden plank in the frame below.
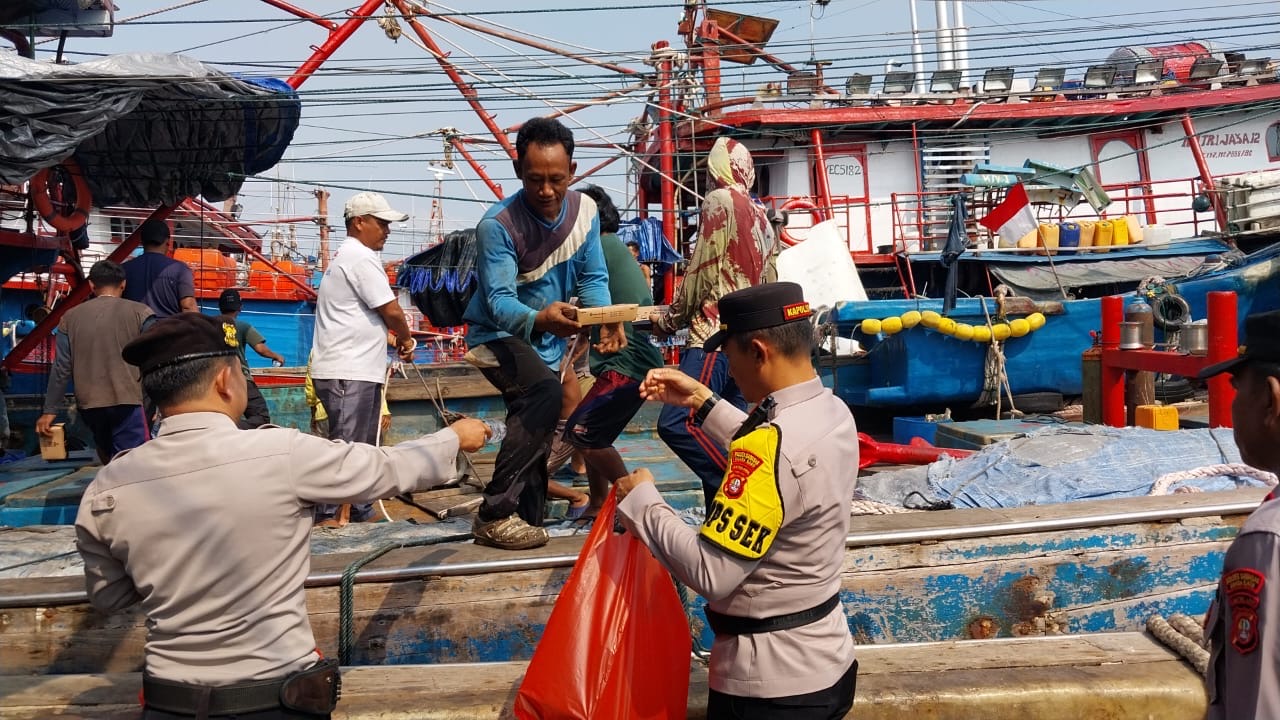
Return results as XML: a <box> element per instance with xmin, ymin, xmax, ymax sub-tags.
<box><xmin>0</xmin><ymin>468</ymin><xmax>77</xmax><ymax>502</ymax></box>
<box><xmin>0</xmin><ymin>633</ymin><xmax>1206</xmax><ymax>720</ymax></box>
<box><xmin>4</xmin><ymin>467</ymin><xmax>97</xmax><ymax>507</ymax></box>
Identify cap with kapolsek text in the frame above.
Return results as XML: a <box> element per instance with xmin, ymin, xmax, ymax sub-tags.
<box><xmin>1198</xmin><ymin>309</ymin><xmax>1280</xmax><ymax>379</ymax></box>
<box><xmin>122</xmin><ymin>313</ymin><xmax>240</xmax><ymax>375</ymax></box>
<box><xmin>703</xmin><ymin>282</ymin><xmax>813</xmax><ymax>353</ymax></box>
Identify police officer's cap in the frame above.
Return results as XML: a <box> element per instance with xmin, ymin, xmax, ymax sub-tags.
<box><xmin>122</xmin><ymin>313</ymin><xmax>240</xmax><ymax>375</ymax></box>
<box><xmin>703</xmin><ymin>282</ymin><xmax>812</xmax><ymax>353</ymax></box>
<box><xmin>1199</xmin><ymin>309</ymin><xmax>1280</xmax><ymax>379</ymax></box>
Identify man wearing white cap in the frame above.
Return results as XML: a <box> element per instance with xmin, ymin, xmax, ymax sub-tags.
<box><xmin>311</xmin><ymin>191</ymin><xmax>416</xmax><ymax>526</ymax></box>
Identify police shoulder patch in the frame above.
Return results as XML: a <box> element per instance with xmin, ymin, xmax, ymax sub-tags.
<box><xmin>700</xmin><ymin>423</ymin><xmax>784</xmax><ymax>560</ymax></box>
<box><xmin>1224</xmin><ymin>568</ymin><xmax>1265</xmax><ymax>654</ymax></box>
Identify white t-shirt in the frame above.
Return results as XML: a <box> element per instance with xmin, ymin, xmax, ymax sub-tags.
<box><xmin>311</xmin><ymin>236</ymin><xmax>397</xmax><ymax>383</ymax></box>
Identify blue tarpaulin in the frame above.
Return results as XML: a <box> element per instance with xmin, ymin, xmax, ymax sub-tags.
<box><xmin>922</xmin><ymin>426</ymin><xmax>1266</xmax><ymax>509</ymax></box>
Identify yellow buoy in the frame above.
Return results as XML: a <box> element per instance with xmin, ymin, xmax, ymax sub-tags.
<box><xmin>953</xmin><ymin>323</ymin><xmax>975</xmax><ymax>341</ymax></box>
<box><xmin>901</xmin><ymin>310</ymin><xmax>922</xmax><ymax>329</ymax></box>
<box><xmin>1009</xmin><ymin>318</ymin><xmax>1031</xmax><ymax>337</ymax></box>
<box><xmin>881</xmin><ymin>316</ymin><xmax>904</xmax><ymax>335</ymax></box>
<box><xmin>991</xmin><ymin>323</ymin><xmax>1012</xmax><ymax>342</ymax></box>
<box><xmin>1027</xmin><ymin>312</ymin><xmax>1046</xmax><ymax>331</ymax></box>
<box><xmin>937</xmin><ymin>318</ymin><xmax>958</xmax><ymax>336</ymax></box>
<box><xmin>861</xmin><ymin>318</ymin><xmax>882</xmax><ymax>335</ymax></box>
<box><xmin>972</xmin><ymin>325</ymin><xmax>993</xmax><ymax>343</ymax></box>
<box><xmin>921</xmin><ymin>310</ymin><xmax>942</xmax><ymax>328</ymax></box>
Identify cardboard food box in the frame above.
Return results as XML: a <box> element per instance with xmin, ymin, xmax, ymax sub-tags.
<box><xmin>39</xmin><ymin>424</ymin><xmax>67</xmax><ymax>461</ymax></box>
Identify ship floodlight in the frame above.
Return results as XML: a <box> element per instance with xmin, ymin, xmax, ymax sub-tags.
<box><xmin>1033</xmin><ymin>67</ymin><xmax>1065</xmax><ymax>91</ymax></box>
<box><xmin>845</xmin><ymin>73</ymin><xmax>873</xmax><ymax>96</ymax></box>
<box><xmin>1188</xmin><ymin>56</ymin><xmax>1224</xmax><ymax>80</ymax></box>
<box><xmin>882</xmin><ymin>70</ymin><xmax>915</xmax><ymax>94</ymax></box>
<box><xmin>981</xmin><ymin>67</ymin><xmax>1016</xmax><ymax>94</ymax></box>
<box><xmin>1239</xmin><ymin>57</ymin><xmax>1271</xmax><ymax>76</ymax></box>
<box><xmin>929</xmin><ymin>69</ymin><xmax>962</xmax><ymax>93</ymax></box>
<box><xmin>787</xmin><ymin>70</ymin><xmax>818</xmax><ymax>95</ymax></box>
<box><xmin>1083</xmin><ymin>64</ymin><xmax>1117</xmax><ymax>89</ymax></box>
<box><xmin>1133</xmin><ymin>59</ymin><xmax>1165</xmax><ymax>86</ymax></box>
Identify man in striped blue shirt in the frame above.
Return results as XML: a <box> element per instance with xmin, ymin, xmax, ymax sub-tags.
<box><xmin>463</xmin><ymin>117</ymin><xmax>624</xmax><ymax>550</ymax></box>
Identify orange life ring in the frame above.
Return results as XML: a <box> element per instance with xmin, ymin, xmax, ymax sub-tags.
<box><xmin>778</xmin><ymin>197</ymin><xmax>824</xmax><ymax>246</ymax></box>
<box><xmin>31</xmin><ymin>159</ymin><xmax>91</xmax><ymax>234</ymax></box>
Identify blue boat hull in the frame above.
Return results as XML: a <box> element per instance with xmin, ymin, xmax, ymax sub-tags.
<box><xmin>825</xmin><ymin>244</ymin><xmax>1280</xmax><ymax>406</ymax></box>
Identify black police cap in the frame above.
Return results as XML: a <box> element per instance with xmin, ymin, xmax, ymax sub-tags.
<box><xmin>703</xmin><ymin>281</ymin><xmax>812</xmax><ymax>353</ymax></box>
<box><xmin>1198</xmin><ymin>309</ymin><xmax>1280</xmax><ymax>379</ymax></box>
<box><xmin>122</xmin><ymin>313</ymin><xmax>240</xmax><ymax>375</ymax></box>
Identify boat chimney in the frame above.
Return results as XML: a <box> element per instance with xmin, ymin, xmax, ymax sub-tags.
<box><xmin>934</xmin><ymin>0</ymin><xmax>954</xmax><ymax>71</ymax></box>
<box><xmin>909</xmin><ymin>1</ymin><xmax>926</xmax><ymax>78</ymax></box>
<box><xmin>951</xmin><ymin>1</ymin><xmax>969</xmax><ymax>84</ymax></box>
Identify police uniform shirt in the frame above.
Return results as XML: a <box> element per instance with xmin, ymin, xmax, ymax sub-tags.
<box><xmin>1206</xmin><ymin>494</ymin><xmax>1280</xmax><ymax>718</ymax></box>
<box><xmin>618</xmin><ymin>377</ymin><xmax>859</xmax><ymax>698</ymax></box>
<box><xmin>75</xmin><ymin>412</ymin><xmax>460</xmax><ymax>686</ymax></box>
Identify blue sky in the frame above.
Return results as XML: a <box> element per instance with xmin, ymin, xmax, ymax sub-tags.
<box><xmin>39</xmin><ymin>0</ymin><xmax>1272</xmax><ymax>258</ymax></box>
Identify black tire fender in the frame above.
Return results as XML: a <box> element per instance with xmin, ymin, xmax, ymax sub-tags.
<box><xmin>1151</xmin><ymin>292</ymin><xmax>1191</xmax><ymax>331</ymax></box>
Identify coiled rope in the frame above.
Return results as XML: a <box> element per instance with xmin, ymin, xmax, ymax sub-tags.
<box><xmin>1149</xmin><ymin>463</ymin><xmax>1278</xmax><ymax>495</ymax></box>
<box><xmin>1147</xmin><ymin>613</ymin><xmax>1209</xmax><ymax>674</ymax></box>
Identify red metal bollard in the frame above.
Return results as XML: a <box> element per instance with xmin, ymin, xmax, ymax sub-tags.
<box><xmin>1100</xmin><ymin>296</ymin><xmax>1127</xmax><ymax>427</ymax></box>
<box><xmin>1205</xmin><ymin>291</ymin><xmax>1237</xmax><ymax>428</ymax></box>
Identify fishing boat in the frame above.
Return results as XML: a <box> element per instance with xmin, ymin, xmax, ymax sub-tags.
<box><xmin>0</xmin><ymin>7</ymin><xmax>1267</xmax><ymax>715</ymax></box>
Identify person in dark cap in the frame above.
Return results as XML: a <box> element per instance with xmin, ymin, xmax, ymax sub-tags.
<box><xmin>75</xmin><ymin>313</ymin><xmax>488</xmax><ymax>720</ymax></box>
<box><xmin>617</xmin><ymin>281</ymin><xmax>859</xmax><ymax>719</ymax></box>
<box><xmin>37</xmin><ymin>259</ymin><xmax>154</xmax><ymax>464</ymax></box>
<box><xmin>217</xmin><ymin>288</ymin><xmax>286</xmax><ymax>429</ymax></box>
<box><xmin>1199</xmin><ymin>309</ymin><xmax>1280</xmax><ymax>720</ymax></box>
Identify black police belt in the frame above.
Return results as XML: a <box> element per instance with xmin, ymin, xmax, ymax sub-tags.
<box><xmin>704</xmin><ymin>593</ymin><xmax>841</xmax><ymax>636</ymax></box>
<box><xmin>142</xmin><ymin>658</ymin><xmax>341</xmax><ymax>717</ymax></box>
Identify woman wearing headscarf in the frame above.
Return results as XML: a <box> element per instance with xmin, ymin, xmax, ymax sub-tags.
<box><xmin>650</xmin><ymin>136</ymin><xmax>778</xmax><ymax>509</ymax></box>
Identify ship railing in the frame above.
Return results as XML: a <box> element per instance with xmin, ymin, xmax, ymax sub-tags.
<box><xmin>885</xmin><ymin>174</ymin><xmax>1241</xmax><ymax>254</ymax></box>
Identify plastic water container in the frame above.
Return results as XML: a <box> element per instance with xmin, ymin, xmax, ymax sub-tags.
<box><xmin>893</xmin><ymin>416</ymin><xmax>951</xmax><ymax>446</ymax></box>
<box><xmin>1095</xmin><ymin>220</ymin><xmax>1114</xmax><ymax>252</ymax></box>
<box><xmin>1078</xmin><ymin>220</ymin><xmax>1096</xmax><ymax>249</ymax></box>
<box><xmin>1144</xmin><ymin>224</ymin><xmax>1173</xmax><ymax>245</ymax></box>
<box><xmin>1112</xmin><ymin>216</ymin><xmax>1130</xmax><ymax>246</ymax></box>
<box><xmin>1124</xmin><ymin>215</ymin><xmax>1144</xmax><ymax>243</ymax></box>
<box><xmin>1037</xmin><ymin>223</ymin><xmax>1060</xmax><ymax>254</ymax></box>
<box><xmin>1058</xmin><ymin>222</ymin><xmax>1081</xmax><ymax>255</ymax></box>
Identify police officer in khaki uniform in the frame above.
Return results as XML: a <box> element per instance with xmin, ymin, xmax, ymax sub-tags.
<box><xmin>74</xmin><ymin>313</ymin><xmax>488</xmax><ymax>719</ymax></box>
<box><xmin>1199</xmin><ymin>310</ymin><xmax>1280</xmax><ymax>719</ymax></box>
<box><xmin>618</xmin><ymin>282</ymin><xmax>859</xmax><ymax>719</ymax></box>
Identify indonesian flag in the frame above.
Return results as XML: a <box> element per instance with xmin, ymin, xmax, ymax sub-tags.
<box><xmin>979</xmin><ymin>183</ymin><xmax>1038</xmax><ymax>244</ymax></box>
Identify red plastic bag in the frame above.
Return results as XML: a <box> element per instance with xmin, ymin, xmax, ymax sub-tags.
<box><xmin>514</xmin><ymin>490</ymin><xmax>691</xmax><ymax>719</ymax></box>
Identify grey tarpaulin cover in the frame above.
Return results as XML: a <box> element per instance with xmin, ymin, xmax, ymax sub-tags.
<box><xmin>0</xmin><ymin>51</ymin><xmax>299</xmax><ymax>205</ymax></box>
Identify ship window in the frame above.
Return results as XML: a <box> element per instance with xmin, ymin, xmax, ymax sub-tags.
<box><xmin>1268</xmin><ymin>121</ymin><xmax>1280</xmax><ymax>162</ymax></box>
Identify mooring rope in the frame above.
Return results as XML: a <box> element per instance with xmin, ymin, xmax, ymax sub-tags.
<box><xmin>338</xmin><ymin>532</ymin><xmax>473</xmax><ymax>664</ymax></box>
<box><xmin>1149</xmin><ymin>463</ymin><xmax>1279</xmax><ymax>495</ymax></box>
<box><xmin>850</xmin><ymin>499</ymin><xmax>920</xmax><ymax>515</ymax></box>
<box><xmin>1147</xmin><ymin>613</ymin><xmax>1209</xmax><ymax>675</ymax></box>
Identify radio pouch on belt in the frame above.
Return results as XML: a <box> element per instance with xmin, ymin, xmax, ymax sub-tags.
<box><xmin>279</xmin><ymin>658</ymin><xmax>341</xmax><ymax>715</ymax></box>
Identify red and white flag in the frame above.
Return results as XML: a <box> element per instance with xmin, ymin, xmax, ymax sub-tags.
<box><xmin>979</xmin><ymin>183</ymin><xmax>1038</xmax><ymax>243</ymax></box>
